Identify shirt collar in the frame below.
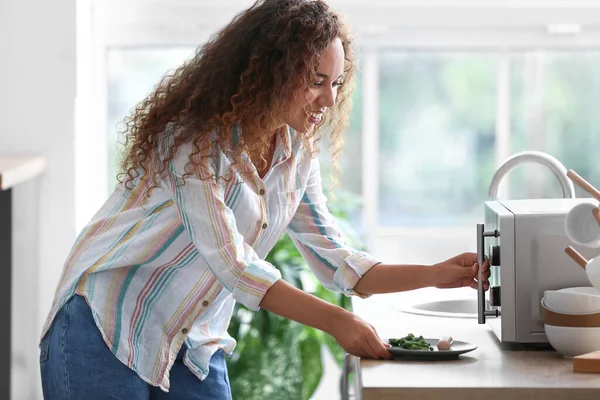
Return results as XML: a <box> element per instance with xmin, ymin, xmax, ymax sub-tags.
<box><xmin>273</xmin><ymin>125</ymin><xmax>292</xmax><ymax>164</ymax></box>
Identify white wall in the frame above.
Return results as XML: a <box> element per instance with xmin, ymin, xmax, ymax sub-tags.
<box><xmin>1</xmin><ymin>0</ymin><xmax>77</xmax><ymax>398</ymax></box>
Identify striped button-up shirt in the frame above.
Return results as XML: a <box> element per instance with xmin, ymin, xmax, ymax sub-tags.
<box><xmin>41</xmin><ymin>125</ymin><xmax>380</xmax><ymax>391</ymax></box>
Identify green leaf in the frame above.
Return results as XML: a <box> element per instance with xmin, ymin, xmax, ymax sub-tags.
<box><xmin>300</xmin><ymin>329</ymin><xmax>323</xmax><ymax>399</ymax></box>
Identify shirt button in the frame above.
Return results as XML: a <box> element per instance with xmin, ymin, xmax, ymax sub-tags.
<box><xmin>259</xmin><ymin>189</ymin><xmax>265</xmax><ymax>195</ymax></box>
<box><xmin>202</xmin><ymin>300</ymin><xmax>209</xmax><ymax>307</ymax></box>
<box><xmin>262</xmin><ymin>223</ymin><xmax>268</xmax><ymax>229</ymax></box>
<box><xmin>182</xmin><ymin>328</ymin><xmax>189</xmax><ymax>334</ymax></box>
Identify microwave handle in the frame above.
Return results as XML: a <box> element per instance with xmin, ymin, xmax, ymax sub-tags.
<box><xmin>477</xmin><ymin>224</ymin><xmax>500</xmax><ymax>324</ymax></box>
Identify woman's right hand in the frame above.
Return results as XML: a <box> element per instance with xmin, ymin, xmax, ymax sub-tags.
<box><xmin>433</xmin><ymin>252</ymin><xmax>490</xmax><ymax>290</ymax></box>
<box><xmin>328</xmin><ymin>311</ymin><xmax>392</xmax><ymax>360</ymax></box>
<box><xmin>259</xmin><ymin>280</ymin><xmax>391</xmax><ymax>359</ymax></box>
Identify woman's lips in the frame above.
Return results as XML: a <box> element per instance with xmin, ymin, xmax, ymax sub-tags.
<box><xmin>306</xmin><ymin>112</ymin><xmax>322</xmax><ymax>124</ymax></box>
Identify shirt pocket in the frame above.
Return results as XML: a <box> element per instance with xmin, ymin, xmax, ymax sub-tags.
<box><xmin>276</xmin><ymin>189</ymin><xmax>305</xmax><ymax>224</ymax></box>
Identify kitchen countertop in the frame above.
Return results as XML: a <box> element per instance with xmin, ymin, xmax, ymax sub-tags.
<box><xmin>352</xmin><ymin>288</ymin><xmax>600</xmax><ymax>400</ymax></box>
<box><xmin>0</xmin><ymin>156</ymin><xmax>46</xmax><ymax>190</ymax></box>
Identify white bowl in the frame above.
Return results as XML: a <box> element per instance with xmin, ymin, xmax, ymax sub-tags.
<box><xmin>543</xmin><ymin>287</ymin><xmax>600</xmax><ymax>315</ymax></box>
<box><xmin>586</xmin><ymin>257</ymin><xmax>600</xmax><ymax>290</ymax></box>
<box><xmin>560</xmin><ymin>287</ymin><xmax>600</xmax><ymax>296</ymax></box>
<box><xmin>544</xmin><ymin>324</ymin><xmax>600</xmax><ymax>358</ymax></box>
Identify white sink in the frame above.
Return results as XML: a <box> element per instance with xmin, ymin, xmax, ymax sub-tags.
<box><xmin>391</xmin><ymin>298</ymin><xmax>479</xmax><ymax>319</ymax></box>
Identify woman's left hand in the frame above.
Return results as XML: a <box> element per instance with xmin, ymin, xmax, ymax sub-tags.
<box><xmin>432</xmin><ymin>252</ymin><xmax>490</xmax><ymax>290</ymax></box>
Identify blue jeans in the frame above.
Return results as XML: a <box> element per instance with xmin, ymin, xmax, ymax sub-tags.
<box><xmin>40</xmin><ymin>294</ymin><xmax>232</xmax><ymax>400</ymax></box>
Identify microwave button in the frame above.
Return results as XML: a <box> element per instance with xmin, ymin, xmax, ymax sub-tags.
<box><xmin>490</xmin><ymin>285</ymin><xmax>501</xmax><ymax>307</ymax></box>
<box><xmin>489</xmin><ymin>245</ymin><xmax>501</xmax><ymax>266</ymax></box>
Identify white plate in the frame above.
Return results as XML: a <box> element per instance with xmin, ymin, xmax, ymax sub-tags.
<box><xmin>385</xmin><ymin>338</ymin><xmax>477</xmax><ymax>360</ymax></box>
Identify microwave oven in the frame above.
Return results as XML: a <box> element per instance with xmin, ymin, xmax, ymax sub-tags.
<box><xmin>476</xmin><ymin>198</ymin><xmax>600</xmax><ymax>343</ymax></box>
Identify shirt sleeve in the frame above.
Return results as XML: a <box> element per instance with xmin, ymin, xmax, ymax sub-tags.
<box><xmin>163</xmin><ymin>144</ymin><xmax>281</xmax><ymax>311</ymax></box>
<box><xmin>286</xmin><ymin>157</ymin><xmax>380</xmax><ymax>298</ymax></box>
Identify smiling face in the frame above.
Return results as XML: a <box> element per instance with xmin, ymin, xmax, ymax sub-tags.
<box><xmin>282</xmin><ymin>37</ymin><xmax>346</xmax><ymax>134</ymax></box>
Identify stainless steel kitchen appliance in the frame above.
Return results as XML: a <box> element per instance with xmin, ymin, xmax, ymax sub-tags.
<box><xmin>477</xmin><ymin>198</ymin><xmax>600</xmax><ymax>344</ymax></box>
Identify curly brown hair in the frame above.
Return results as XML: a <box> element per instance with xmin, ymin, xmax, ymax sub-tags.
<box><xmin>118</xmin><ymin>0</ymin><xmax>357</xmax><ymax>199</ymax></box>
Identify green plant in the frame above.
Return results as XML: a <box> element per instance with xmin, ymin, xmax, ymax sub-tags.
<box><xmin>226</xmin><ymin>189</ymin><xmax>365</xmax><ymax>400</ymax></box>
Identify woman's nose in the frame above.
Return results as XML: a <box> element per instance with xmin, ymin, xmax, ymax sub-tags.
<box><xmin>319</xmin><ymin>87</ymin><xmax>336</xmax><ymax>108</ymax></box>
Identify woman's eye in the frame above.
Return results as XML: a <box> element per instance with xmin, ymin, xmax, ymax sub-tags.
<box><xmin>312</xmin><ymin>81</ymin><xmax>324</xmax><ymax>87</ymax></box>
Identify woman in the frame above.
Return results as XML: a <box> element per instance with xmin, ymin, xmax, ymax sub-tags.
<box><xmin>40</xmin><ymin>0</ymin><xmax>490</xmax><ymax>398</ymax></box>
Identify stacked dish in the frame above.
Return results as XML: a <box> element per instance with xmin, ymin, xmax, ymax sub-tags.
<box><xmin>541</xmin><ymin>287</ymin><xmax>600</xmax><ymax>358</ymax></box>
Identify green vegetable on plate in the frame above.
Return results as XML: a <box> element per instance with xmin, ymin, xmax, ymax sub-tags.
<box><xmin>388</xmin><ymin>333</ymin><xmax>434</xmax><ymax>351</ymax></box>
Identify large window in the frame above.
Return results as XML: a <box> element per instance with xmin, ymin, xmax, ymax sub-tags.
<box><xmin>99</xmin><ymin>1</ymin><xmax>600</xmax><ymax>264</ymax></box>
<box><xmin>370</xmin><ymin>50</ymin><xmax>600</xmax><ymax>229</ymax></box>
